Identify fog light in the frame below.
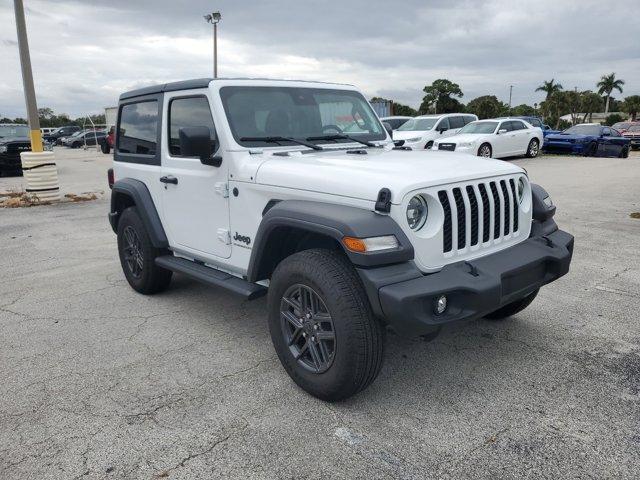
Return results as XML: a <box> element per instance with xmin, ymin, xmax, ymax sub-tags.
<box><xmin>435</xmin><ymin>295</ymin><xmax>447</xmax><ymax>315</ymax></box>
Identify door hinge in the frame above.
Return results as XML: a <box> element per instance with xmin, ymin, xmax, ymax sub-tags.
<box><xmin>215</xmin><ymin>182</ymin><xmax>229</xmax><ymax>198</ymax></box>
<box><xmin>217</xmin><ymin>228</ymin><xmax>231</xmax><ymax>245</ymax></box>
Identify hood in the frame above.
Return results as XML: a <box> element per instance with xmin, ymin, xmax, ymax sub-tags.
<box><xmin>438</xmin><ymin>133</ymin><xmax>484</xmax><ymax>144</ymax></box>
<box><xmin>255</xmin><ymin>148</ymin><xmax>523</xmax><ymax>203</ymax></box>
<box><xmin>392</xmin><ymin>130</ymin><xmax>430</xmax><ymax>141</ymax></box>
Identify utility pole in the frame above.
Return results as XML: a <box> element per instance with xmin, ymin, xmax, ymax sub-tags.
<box><xmin>508</xmin><ymin>85</ymin><xmax>513</xmax><ymax>114</ymax></box>
<box><xmin>204</xmin><ymin>12</ymin><xmax>222</xmax><ymax>78</ymax></box>
<box><xmin>14</xmin><ymin>0</ymin><xmax>41</xmax><ymax>152</ymax></box>
<box><xmin>13</xmin><ymin>0</ymin><xmax>60</xmax><ymax>201</ymax></box>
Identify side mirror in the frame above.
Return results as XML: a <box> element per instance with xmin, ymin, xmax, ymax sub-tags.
<box><xmin>602</xmin><ymin>131</ymin><xmax>610</xmax><ymax>137</ymax></box>
<box><xmin>438</xmin><ymin>128</ymin><xmax>446</xmax><ymax>134</ymax></box>
<box><xmin>543</xmin><ymin>124</ymin><xmax>550</xmax><ymax>130</ymax></box>
<box><xmin>178</xmin><ymin>126</ymin><xmax>221</xmax><ymax>166</ymax></box>
<box><xmin>497</xmin><ymin>129</ymin><xmax>508</xmax><ymax>134</ymax></box>
<box><xmin>382</xmin><ymin>121</ymin><xmax>393</xmax><ymax>137</ymax></box>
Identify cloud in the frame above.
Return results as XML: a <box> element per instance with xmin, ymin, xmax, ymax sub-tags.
<box><xmin>1</xmin><ymin>0</ymin><xmax>638</xmax><ymax>118</ymax></box>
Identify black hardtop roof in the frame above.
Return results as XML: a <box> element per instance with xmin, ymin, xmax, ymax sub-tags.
<box><xmin>119</xmin><ymin>77</ymin><xmax>353</xmax><ymax>101</ymax></box>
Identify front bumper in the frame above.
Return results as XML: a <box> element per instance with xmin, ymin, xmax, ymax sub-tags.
<box><xmin>358</xmin><ymin>228</ymin><xmax>574</xmax><ymax>336</ymax></box>
<box><xmin>542</xmin><ymin>141</ymin><xmax>585</xmax><ymax>154</ymax></box>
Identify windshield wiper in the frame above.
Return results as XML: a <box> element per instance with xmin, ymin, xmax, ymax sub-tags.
<box><xmin>306</xmin><ymin>134</ymin><xmax>378</xmax><ymax>148</ymax></box>
<box><xmin>239</xmin><ymin>136</ymin><xmax>323</xmax><ymax>151</ymax></box>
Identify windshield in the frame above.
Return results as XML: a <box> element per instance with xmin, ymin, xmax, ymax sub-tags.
<box><xmin>613</xmin><ymin>122</ymin><xmax>631</xmax><ymax>130</ymax></box>
<box><xmin>627</xmin><ymin>125</ymin><xmax>640</xmax><ymax>132</ymax></box>
<box><xmin>220</xmin><ymin>86</ymin><xmax>385</xmax><ymax>148</ymax></box>
<box><xmin>0</xmin><ymin>125</ymin><xmax>29</xmax><ymax>139</ymax></box>
<box><xmin>458</xmin><ymin>121</ymin><xmax>498</xmax><ymax>134</ymax></box>
<box><xmin>563</xmin><ymin>125</ymin><xmax>601</xmax><ymax>136</ymax></box>
<box><xmin>397</xmin><ymin>117</ymin><xmax>438</xmax><ymax>131</ymax></box>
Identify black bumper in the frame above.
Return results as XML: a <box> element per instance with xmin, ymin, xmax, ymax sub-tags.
<box><xmin>357</xmin><ymin>229</ymin><xmax>574</xmax><ymax>336</ymax></box>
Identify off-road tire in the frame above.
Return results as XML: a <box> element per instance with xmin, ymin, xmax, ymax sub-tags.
<box><xmin>526</xmin><ymin>139</ymin><xmax>540</xmax><ymax>158</ymax></box>
<box><xmin>117</xmin><ymin>207</ymin><xmax>172</xmax><ymax>294</ymax></box>
<box><xmin>268</xmin><ymin>249</ymin><xmax>384</xmax><ymax>401</ymax></box>
<box><xmin>485</xmin><ymin>289</ymin><xmax>539</xmax><ymax>320</ymax></box>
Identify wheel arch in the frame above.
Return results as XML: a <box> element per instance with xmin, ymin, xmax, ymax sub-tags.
<box><xmin>247</xmin><ymin>200</ymin><xmax>414</xmax><ymax>283</ymax></box>
<box><xmin>109</xmin><ymin>178</ymin><xmax>168</xmax><ymax>248</ymax></box>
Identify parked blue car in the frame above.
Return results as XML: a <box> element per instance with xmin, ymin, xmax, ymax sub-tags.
<box><xmin>543</xmin><ymin>124</ymin><xmax>631</xmax><ymax>157</ymax></box>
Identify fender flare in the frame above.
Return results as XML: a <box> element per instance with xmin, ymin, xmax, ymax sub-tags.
<box><xmin>247</xmin><ymin>200</ymin><xmax>414</xmax><ymax>282</ymax></box>
<box><xmin>109</xmin><ymin>178</ymin><xmax>168</xmax><ymax>248</ymax></box>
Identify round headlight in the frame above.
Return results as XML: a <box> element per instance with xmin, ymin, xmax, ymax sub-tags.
<box><xmin>517</xmin><ymin>177</ymin><xmax>526</xmax><ymax>204</ymax></box>
<box><xmin>406</xmin><ymin>195</ymin><xmax>428</xmax><ymax>230</ymax></box>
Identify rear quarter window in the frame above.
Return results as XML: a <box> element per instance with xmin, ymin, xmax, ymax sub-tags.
<box><xmin>117</xmin><ymin>101</ymin><xmax>158</xmax><ymax>155</ymax></box>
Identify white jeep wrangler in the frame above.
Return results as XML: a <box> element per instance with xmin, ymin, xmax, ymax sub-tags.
<box><xmin>108</xmin><ymin>78</ymin><xmax>574</xmax><ymax>401</ymax></box>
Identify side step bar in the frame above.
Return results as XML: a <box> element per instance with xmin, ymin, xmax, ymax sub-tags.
<box><xmin>155</xmin><ymin>256</ymin><xmax>267</xmax><ymax>300</ymax></box>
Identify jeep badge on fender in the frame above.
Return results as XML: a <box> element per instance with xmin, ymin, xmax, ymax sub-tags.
<box><xmin>108</xmin><ymin>78</ymin><xmax>574</xmax><ymax>401</ymax></box>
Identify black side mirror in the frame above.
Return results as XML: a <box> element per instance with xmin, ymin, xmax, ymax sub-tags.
<box><xmin>382</xmin><ymin>121</ymin><xmax>393</xmax><ymax>137</ymax></box>
<box><xmin>178</xmin><ymin>126</ymin><xmax>221</xmax><ymax>166</ymax></box>
<box><xmin>438</xmin><ymin>127</ymin><xmax>447</xmax><ymax>134</ymax></box>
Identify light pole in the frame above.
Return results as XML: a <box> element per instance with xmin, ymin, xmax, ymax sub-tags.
<box><xmin>204</xmin><ymin>11</ymin><xmax>222</xmax><ymax>78</ymax></box>
<box><xmin>13</xmin><ymin>0</ymin><xmax>60</xmax><ymax>201</ymax></box>
<box><xmin>508</xmin><ymin>85</ymin><xmax>513</xmax><ymax>114</ymax></box>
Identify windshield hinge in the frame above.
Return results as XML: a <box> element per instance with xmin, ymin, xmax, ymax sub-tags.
<box><xmin>215</xmin><ymin>182</ymin><xmax>229</xmax><ymax>198</ymax></box>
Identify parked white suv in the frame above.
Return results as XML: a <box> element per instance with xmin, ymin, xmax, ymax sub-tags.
<box><xmin>392</xmin><ymin>113</ymin><xmax>478</xmax><ymax>149</ymax></box>
<box><xmin>108</xmin><ymin>78</ymin><xmax>573</xmax><ymax>401</ymax></box>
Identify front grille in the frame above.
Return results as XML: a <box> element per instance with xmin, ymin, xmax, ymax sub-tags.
<box><xmin>438</xmin><ymin>177</ymin><xmax>520</xmax><ymax>254</ymax></box>
<box><xmin>0</xmin><ymin>152</ymin><xmax>22</xmax><ymax>168</ymax></box>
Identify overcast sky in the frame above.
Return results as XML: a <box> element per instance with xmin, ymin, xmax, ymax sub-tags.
<box><xmin>1</xmin><ymin>0</ymin><xmax>638</xmax><ymax>118</ymax></box>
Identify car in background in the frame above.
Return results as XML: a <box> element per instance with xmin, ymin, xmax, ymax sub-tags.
<box><xmin>0</xmin><ymin>124</ymin><xmax>32</xmax><ymax>176</ymax></box>
<box><xmin>611</xmin><ymin>122</ymin><xmax>636</xmax><ymax>134</ymax></box>
<box><xmin>433</xmin><ymin>118</ymin><xmax>543</xmax><ymax>159</ymax></box>
<box><xmin>40</xmin><ymin>127</ymin><xmax>56</xmax><ymax>136</ymax></box>
<box><xmin>622</xmin><ymin>124</ymin><xmax>640</xmax><ymax>150</ymax></box>
<box><xmin>507</xmin><ymin>116</ymin><xmax>560</xmax><ymax>137</ymax></box>
<box><xmin>63</xmin><ymin>130</ymin><xmax>106</xmax><ymax>148</ymax></box>
<box><xmin>379</xmin><ymin>116</ymin><xmax>412</xmax><ymax>131</ymax></box>
<box><xmin>44</xmin><ymin>125</ymin><xmax>81</xmax><ymax>144</ymax></box>
<box><xmin>392</xmin><ymin>113</ymin><xmax>478</xmax><ymax>149</ymax></box>
<box><xmin>543</xmin><ymin>124</ymin><xmax>630</xmax><ymax>157</ymax></box>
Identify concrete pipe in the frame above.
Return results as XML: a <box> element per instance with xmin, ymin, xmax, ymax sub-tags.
<box><xmin>20</xmin><ymin>151</ymin><xmax>60</xmax><ymax>202</ymax></box>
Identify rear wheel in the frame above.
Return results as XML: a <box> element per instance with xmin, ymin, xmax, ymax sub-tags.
<box><xmin>526</xmin><ymin>139</ymin><xmax>540</xmax><ymax>158</ymax></box>
<box><xmin>478</xmin><ymin>143</ymin><xmax>492</xmax><ymax>158</ymax></box>
<box><xmin>117</xmin><ymin>207</ymin><xmax>172</xmax><ymax>294</ymax></box>
<box><xmin>485</xmin><ymin>289</ymin><xmax>539</xmax><ymax>320</ymax></box>
<box><xmin>268</xmin><ymin>249</ymin><xmax>384</xmax><ymax>401</ymax></box>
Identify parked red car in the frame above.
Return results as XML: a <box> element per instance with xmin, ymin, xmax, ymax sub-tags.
<box><xmin>100</xmin><ymin>127</ymin><xmax>115</xmax><ymax>154</ymax></box>
<box><xmin>622</xmin><ymin>124</ymin><xmax>640</xmax><ymax>150</ymax></box>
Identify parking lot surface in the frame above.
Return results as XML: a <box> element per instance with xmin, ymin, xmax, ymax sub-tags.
<box><xmin>1</xmin><ymin>148</ymin><xmax>639</xmax><ymax>479</ymax></box>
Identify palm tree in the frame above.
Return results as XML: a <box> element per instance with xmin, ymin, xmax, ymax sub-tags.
<box><xmin>597</xmin><ymin>73</ymin><xmax>625</xmax><ymax>114</ymax></box>
<box><xmin>535</xmin><ymin>79</ymin><xmax>563</xmax><ymax>100</ymax></box>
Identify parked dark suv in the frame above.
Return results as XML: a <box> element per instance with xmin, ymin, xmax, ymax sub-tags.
<box><xmin>0</xmin><ymin>124</ymin><xmax>32</xmax><ymax>176</ymax></box>
<box><xmin>43</xmin><ymin>125</ymin><xmax>81</xmax><ymax>144</ymax></box>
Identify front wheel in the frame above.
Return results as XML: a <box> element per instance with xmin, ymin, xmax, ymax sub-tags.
<box><xmin>425</xmin><ymin>141</ymin><xmax>434</xmax><ymax>149</ymax></box>
<box><xmin>268</xmin><ymin>249</ymin><xmax>384</xmax><ymax>401</ymax></box>
<box><xmin>485</xmin><ymin>289</ymin><xmax>539</xmax><ymax>320</ymax></box>
<box><xmin>526</xmin><ymin>139</ymin><xmax>540</xmax><ymax>158</ymax></box>
<box><xmin>478</xmin><ymin>143</ymin><xmax>492</xmax><ymax>158</ymax></box>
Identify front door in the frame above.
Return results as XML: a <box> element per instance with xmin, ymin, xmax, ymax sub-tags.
<box><xmin>160</xmin><ymin>91</ymin><xmax>231</xmax><ymax>259</ymax></box>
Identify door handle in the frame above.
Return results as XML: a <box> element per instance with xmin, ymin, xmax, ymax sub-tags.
<box><xmin>160</xmin><ymin>175</ymin><xmax>178</xmax><ymax>185</ymax></box>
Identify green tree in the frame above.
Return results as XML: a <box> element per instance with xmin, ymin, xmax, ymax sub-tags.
<box><xmin>465</xmin><ymin>95</ymin><xmax>508</xmax><ymax>119</ymax></box>
<box><xmin>393</xmin><ymin>103</ymin><xmax>418</xmax><ymax>116</ymax></box>
<box><xmin>622</xmin><ymin>95</ymin><xmax>640</xmax><ymax>121</ymax></box>
<box><xmin>604</xmin><ymin>113</ymin><xmax>625</xmax><ymax>126</ymax></box>
<box><xmin>539</xmin><ymin>91</ymin><xmax>569</xmax><ymax>129</ymax></box>
<box><xmin>419</xmin><ymin>79</ymin><xmax>463</xmax><ymax>114</ymax></box>
<box><xmin>511</xmin><ymin>104</ymin><xmax>536</xmax><ymax>116</ymax></box>
<box><xmin>597</xmin><ymin>73</ymin><xmax>625</xmax><ymax>114</ymax></box>
<box><xmin>535</xmin><ymin>79</ymin><xmax>563</xmax><ymax>100</ymax></box>
<box><xmin>580</xmin><ymin>91</ymin><xmax>603</xmax><ymax>122</ymax></box>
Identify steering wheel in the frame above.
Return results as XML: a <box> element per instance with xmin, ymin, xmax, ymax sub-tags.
<box><xmin>322</xmin><ymin>125</ymin><xmax>343</xmax><ymax>134</ymax></box>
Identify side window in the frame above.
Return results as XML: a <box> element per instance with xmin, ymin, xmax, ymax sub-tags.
<box><xmin>168</xmin><ymin>96</ymin><xmax>217</xmax><ymax>156</ymax></box>
<box><xmin>531</xmin><ymin>118</ymin><xmax>542</xmax><ymax>127</ymax></box>
<box><xmin>449</xmin><ymin>116</ymin><xmax>464</xmax><ymax>129</ymax></box>
<box><xmin>463</xmin><ymin>115</ymin><xmax>476</xmax><ymax>125</ymax></box>
<box><xmin>437</xmin><ymin>117</ymin><xmax>450</xmax><ymax>130</ymax></box>
<box><xmin>512</xmin><ymin>121</ymin><xmax>526</xmax><ymax>130</ymax></box>
<box><xmin>499</xmin><ymin>121</ymin><xmax>512</xmax><ymax>132</ymax></box>
<box><xmin>118</xmin><ymin>101</ymin><xmax>158</xmax><ymax>155</ymax></box>
<box><xmin>602</xmin><ymin>127</ymin><xmax>611</xmax><ymax>136</ymax></box>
